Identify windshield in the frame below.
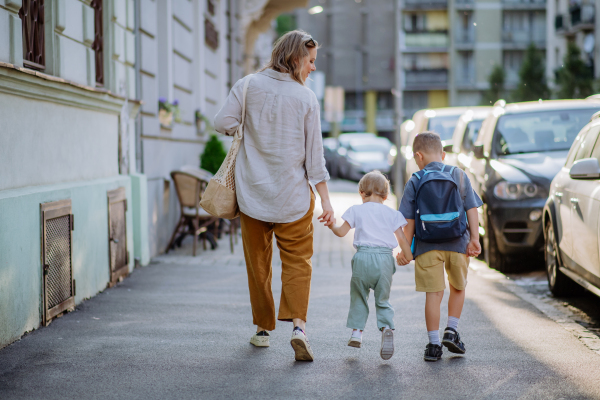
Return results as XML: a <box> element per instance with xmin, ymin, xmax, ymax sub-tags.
<box><xmin>462</xmin><ymin>120</ymin><xmax>483</xmax><ymax>151</ymax></box>
<box><xmin>350</xmin><ymin>142</ymin><xmax>390</xmax><ymax>153</ymax></box>
<box><xmin>494</xmin><ymin>109</ymin><xmax>598</xmax><ymax>155</ymax></box>
<box><xmin>427</xmin><ymin>116</ymin><xmax>460</xmax><ymax>141</ymax></box>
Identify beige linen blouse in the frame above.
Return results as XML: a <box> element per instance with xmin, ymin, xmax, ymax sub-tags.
<box><xmin>214</xmin><ymin>69</ymin><xmax>330</xmax><ymax>223</ymax></box>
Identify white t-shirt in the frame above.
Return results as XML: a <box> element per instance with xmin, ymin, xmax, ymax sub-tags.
<box><xmin>341</xmin><ymin>202</ymin><xmax>408</xmax><ymax>249</ymax></box>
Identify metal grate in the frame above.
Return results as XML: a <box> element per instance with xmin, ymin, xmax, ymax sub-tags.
<box><xmin>45</xmin><ymin>215</ymin><xmax>73</xmax><ymax>309</ymax></box>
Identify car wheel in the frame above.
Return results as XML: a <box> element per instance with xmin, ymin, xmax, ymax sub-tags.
<box><xmin>545</xmin><ymin>221</ymin><xmax>582</xmax><ymax>297</ymax></box>
<box><xmin>484</xmin><ymin>217</ymin><xmax>512</xmax><ymax>273</ymax></box>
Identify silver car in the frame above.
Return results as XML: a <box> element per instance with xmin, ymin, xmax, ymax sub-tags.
<box><xmin>337</xmin><ymin>137</ymin><xmax>397</xmax><ymax>181</ymax></box>
<box><xmin>543</xmin><ymin>110</ymin><xmax>600</xmax><ymax>297</ymax></box>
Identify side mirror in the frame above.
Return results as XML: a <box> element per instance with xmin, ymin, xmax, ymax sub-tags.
<box><xmin>473</xmin><ymin>143</ymin><xmax>485</xmax><ymax>160</ymax></box>
<box><xmin>570</xmin><ymin>158</ymin><xmax>600</xmax><ymax>179</ymax></box>
<box><xmin>443</xmin><ymin>144</ymin><xmax>453</xmax><ymax>153</ymax></box>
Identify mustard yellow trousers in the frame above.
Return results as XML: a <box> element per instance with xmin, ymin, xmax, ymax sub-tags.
<box><xmin>240</xmin><ymin>193</ymin><xmax>315</xmax><ymax>331</ymax></box>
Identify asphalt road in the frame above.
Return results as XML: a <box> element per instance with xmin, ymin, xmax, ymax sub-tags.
<box><xmin>1</xmin><ymin>181</ymin><xmax>600</xmax><ymax>399</ymax></box>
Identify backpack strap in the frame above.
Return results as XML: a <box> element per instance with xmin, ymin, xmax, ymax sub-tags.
<box><xmin>440</xmin><ymin>165</ymin><xmax>445</xmax><ymax>173</ymax></box>
<box><xmin>449</xmin><ymin>166</ymin><xmax>456</xmax><ymax>175</ymax></box>
<box><xmin>413</xmin><ymin>169</ymin><xmax>426</xmax><ymax>180</ymax></box>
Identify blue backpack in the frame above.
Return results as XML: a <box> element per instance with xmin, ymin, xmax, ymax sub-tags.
<box><xmin>412</xmin><ymin>165</ymin><xmax>467</xmax><ymax>243</ymax></box>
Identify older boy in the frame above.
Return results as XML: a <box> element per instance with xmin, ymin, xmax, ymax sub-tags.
<box><xmin>397</xmin><ymin>132</ymin><xmax>482</xmax><ymax>361</ymax></box>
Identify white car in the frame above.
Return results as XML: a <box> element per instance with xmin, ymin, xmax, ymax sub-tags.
<box><xmin>543</xmin><ymin>110</ymin><xmax>600</xmax><ymax>297</ymax></box>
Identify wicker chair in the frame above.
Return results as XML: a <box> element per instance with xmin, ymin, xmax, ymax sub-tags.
<box><xmin>166</xmin><ymin>171</ymin><xmax>219</xmax><ymax>256</ymax></box>
<box><xmin>180</xmin><ymin>165</ymin><xmax>240</xmax><ymax>254</ymax></box>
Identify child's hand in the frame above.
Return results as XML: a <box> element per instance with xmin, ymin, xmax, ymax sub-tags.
<box><xmin>396</xmin><ymin>252</ymin><xmax>412</xmax><ymax>266</ymax></box>
<box><xmin>326</xmin><ymin>218</ymin><xmax>336</xmax><ymax>229</ymax></box>
<box><xmin>466</xmin><ymin>238</ymin><xmax>481</xmax><ymax>257</ymax></box>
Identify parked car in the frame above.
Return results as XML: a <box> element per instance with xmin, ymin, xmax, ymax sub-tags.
<box><xmin>403</xmin><ymin>107</ymin><xmax>473</xmax><ymax>183</ymax></box>
<box><xmin>323</xmin><ymin>137</ymin><xmax>341</xmax><ymax>178</ymax></box>
<box><xmin>336</xmin><ymin>136</ymin><xmax>397</xmax><ymax>181</ymax></box>
<box><xmin>468</xmin><ymin>99</ymin><xmax>600</xmax><ymax>272</ymax></box>
<box><xmin>445</xmin><ymin>107</ymin><xmax>492</xmax><ymax>170</ymax></box>
<box><xmin>543</xmin><ymin>111</ymin><xmax>600</xmax><ymax>298</ymax></box>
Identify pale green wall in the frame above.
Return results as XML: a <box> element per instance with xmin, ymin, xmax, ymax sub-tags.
<box><xmin>0</xmin><ymin>176</ymin><xmax>133</xmax><ymax>348</ymax></box>
<box><xmin>131</xmin><ymin>173</ymin><xmax>150</xmax><ymax>266</ymax></box>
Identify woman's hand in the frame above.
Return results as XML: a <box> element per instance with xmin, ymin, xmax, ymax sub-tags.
<box><xmin>318</xmin><ymin>199</ymin><xmax>335</xmax><ymax>227</ymax></box>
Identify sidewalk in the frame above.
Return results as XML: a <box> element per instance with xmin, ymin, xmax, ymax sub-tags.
<box><xmin>2</xmin><ymin>182</ymin><xmax>600</xmax><ymax>399</ymax></box>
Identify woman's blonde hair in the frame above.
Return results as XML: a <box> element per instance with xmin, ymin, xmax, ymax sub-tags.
<box><xmin>260</xmin><ymin>30</ymin><xmax>319</xmax><ymax>85</ymax></box>
<box><xmin>358</xmin><ymin>171</ymin><xmax>390</xmax><ymax>198</ymax></box>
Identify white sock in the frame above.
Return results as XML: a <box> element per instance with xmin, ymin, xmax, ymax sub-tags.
<box><xmin>447</xmin><ymin>316</ymin><xmax>459</xmax><ymax>331</ymax></box>
<box><xmin>428</xmin><ymin>330</ymin><xmax>441</xmax><ymax>346</ymax></box>
<box><xmin>351</xmin><ymin>330</ymin><xmax>362</xmax><ymax>338</ymax></box>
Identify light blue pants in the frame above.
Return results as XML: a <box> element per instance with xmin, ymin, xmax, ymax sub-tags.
<box><xmin>346</xmin><ymin>246</ymin><xmax>396</xmax><ymax>331</ymax></box>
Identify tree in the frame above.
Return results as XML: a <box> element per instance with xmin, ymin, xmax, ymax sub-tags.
<box><xmin>555</xmin><ymin>42</ymin><xmax>594</xmax><ymax>99</ymax></box>
<box><xmin>275</xmin><ymin>14</ymin><xmax>296</xmax><ymax>38</ymax></box>
<box><xmin>481</xmin><ymin>64</ymin><xmax>505</xmax><ymax>105</ymax></box>
<box><xmin>200</xmin><ymin>135</ymin><xmax>227</xmax><ymax>175</ymax></box>
<box><xmin>512</xmin><ymin>43</ymin><xmax>550</xmax><ymax>102</ymax></box>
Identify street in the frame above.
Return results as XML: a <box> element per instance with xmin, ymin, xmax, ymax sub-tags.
<box><xmin>1</xmin><ymin>181</ymin><xmax>600</xmax><ymax>400</ymax></box>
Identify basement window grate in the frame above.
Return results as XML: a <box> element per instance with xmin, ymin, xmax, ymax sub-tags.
<box><xmin>41</xmin><ymin>199</ymin><xmax>75</xmax><ymax>326</ymax></box>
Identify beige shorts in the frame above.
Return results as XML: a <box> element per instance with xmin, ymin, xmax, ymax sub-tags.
<box><xmin>415</xmin><ymin>250</ymin><xmax>469</xmax><ymax>292</ymax></box>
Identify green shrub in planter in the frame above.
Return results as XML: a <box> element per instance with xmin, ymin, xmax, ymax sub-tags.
<box><xmin>201</xmin><ymin>134</ymin><xmax>228</xmax><ymax>175</ymax></box>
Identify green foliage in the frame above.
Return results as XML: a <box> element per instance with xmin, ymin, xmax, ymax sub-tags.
<box><xmin>276</xmin><ymin>14</ymin><xmax>296</xmax><ymax>38</ymax></box>
<box><xmin>200</xmin><ymin>135</ymin><xmax>227</xmax><ymax>175</ymax></box>
<box><xmin>481</xmin><ymin>64</ymin><xmax>505</xmax><ymax>105</ymax></box>
<box><xmin>555</xmin><ymin>42</ymin><xmax>594</xmax><ymax>99</ymax></box>
<box><xmin>512</xmin><ymin>43</ymin><xmax>550</xmax><ymax>102</ymax></box>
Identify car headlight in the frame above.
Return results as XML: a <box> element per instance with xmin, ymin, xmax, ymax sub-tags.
<box><xmin>493</xmin><ymin>181</ymin><xmax>544</xmax><ymax>200</ymax></box>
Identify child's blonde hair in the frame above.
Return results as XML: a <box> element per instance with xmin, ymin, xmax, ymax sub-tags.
<box><xmin>358</xmin><ymin>171</ymin><xmax>390</xmax><ymax>198</ymax></box>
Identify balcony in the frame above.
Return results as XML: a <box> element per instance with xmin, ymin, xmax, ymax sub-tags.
<box><xmin>502</xmin><ymin>0</ymin><xmax>546</xmax><ymax>9</ymax></box>
<box><xmin>404</xmin><ymin>68</ymin><xmax>448</xmax><ymax>89</ymax></box>
<box><xmin>570</xmin><ymin>4</ymin><xmax>595</xmax><ymax>28</ymax></box>
<box><xmin>455</xmin><ymin>69</ymin><xmax>476</xmax><ymax>87</ymax></box>
<box><xmin>403</xmin><ymin>31</ymin><xmax>449</xmax><ymax>50</ymax></box>
<box><xmin>455</xmin><ymin>29</ymin><xmax>475</xmax><ymax>46</ymax></box>
<box><xmin>555</xmin><ymin>14</ymin><xmax>565</xmax><ymax>30</ymax></box>
<box><xmin>455</xmin><ymin>0</ymin><xmax>474</xmax><ymax>8</ymax></box>
<box><xmin>502</xmin><ymin>30</ymin><xmax>546</xmax><ymax>48</ymax></box>
<box><xmin>404</xmin><ymin>0</ymin><xmax>448</xmax><ymax>10</ymax></box>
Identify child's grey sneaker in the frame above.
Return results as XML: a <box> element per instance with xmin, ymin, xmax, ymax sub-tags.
<box><xmin>380</xmin><ymin>328</ymin><xmax>394</xmax><ymax>360</ymax></box>
<box><xmin>290</xmin><ymin>327</ymin><xmax>314</xmax><ymax>361</ymax></box>
<box><xmin>250</xmin><ymin>330</ymin><xmax>270</xmax><ymax>347</ymax></box>
<box><xmin>424</xmin><ymin>343</ymin><xmax>443</xmax><ymax>361</ymax></box>
<box><xmin>348</xmin><ymin>336</ymin><xmax>362</xmax><ymax>348</ymax></box>
<box><xmin>442</xmin><ymin>327</ymin><xmax>466</xmax><ymax>354</ymax></box>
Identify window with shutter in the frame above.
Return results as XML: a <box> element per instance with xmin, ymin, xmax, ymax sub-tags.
<box><xmin>19</xmin><ymin>0</ymin><xmax>45</xmax><ymax>70</ymax></box>
<box><xmin>91</xmin><ymin>0</ymin><xmax>104</xmax><ymax>86</ymax></box>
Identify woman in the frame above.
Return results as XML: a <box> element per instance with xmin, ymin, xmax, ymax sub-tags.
<box><xmin>214</xmin><ymin>30</ymin><xmax>334</xmax><ymax>362</ymax></box>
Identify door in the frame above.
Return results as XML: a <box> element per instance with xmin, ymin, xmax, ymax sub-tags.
<box><xmin>570</xmin><ymin>129</ymin><xmax>600</xmax><ymax>279</ymax></box>
<box><xmin>107</xmin><ymin>187</ymin><xmax>129</xmax><ymax>287</ymax></box>
<box><xmin>558</xmin><ymin>127</ymin><xmax>595</xmax><ymax>261</ymax></box>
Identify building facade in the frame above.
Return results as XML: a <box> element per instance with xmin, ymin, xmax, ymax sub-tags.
<box><xmin>546</xmin><ymin>0</ymin><xmax>600</xmax><ymax>85</ymax></box>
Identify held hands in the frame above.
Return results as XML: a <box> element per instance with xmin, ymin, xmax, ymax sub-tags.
<box><xmin>396</xmin><ymin>251</ymin><xmax>413</xmax><ymax>266</ymax></box>
<box><xmin>318</xmin><ymin>199</ymin><xmax>335</xmax><ymax>227</ymax></box>
<box><xmin>466</xmin><ymin>238</ymin><xmax>481</xmax><ymax>257</ymax></box>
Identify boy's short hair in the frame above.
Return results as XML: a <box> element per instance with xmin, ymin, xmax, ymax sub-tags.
<box><xmin>413</xmin><ymin>131</ymin><xmax>443</xmax><ymax>154</ymax></box>
<box><xmin>358</xmin><ymin>171</ymin><xmax>390</xmax><ymax>198</ymax></box>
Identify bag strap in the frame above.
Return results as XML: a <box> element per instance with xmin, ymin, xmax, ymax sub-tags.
<box><xmin>236</xmin><ymin>74</ymin><xmax>253</xmax><ymax>139</ymax></box>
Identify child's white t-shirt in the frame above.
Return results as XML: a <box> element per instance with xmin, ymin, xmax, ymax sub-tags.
<box><xmin>341</xmin><ymin>202</ymin><xmax>408</xmax><ymax>249</ymax></box>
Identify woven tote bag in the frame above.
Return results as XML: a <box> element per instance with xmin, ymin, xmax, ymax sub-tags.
<box><xmin>200</xmin><ymin>75</ymin><xmax>252</xmax><ymax>219</ymax></box>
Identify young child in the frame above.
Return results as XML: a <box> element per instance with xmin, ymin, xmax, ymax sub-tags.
<box><xmin>326</xmin><ymin>171</ymin><xmax>413</xmax><ymax>360</ymax></box>
<box><xmin>396</xmin><ymin>131</ymin><xmax>482</xmax><ymax>362</ymax></box>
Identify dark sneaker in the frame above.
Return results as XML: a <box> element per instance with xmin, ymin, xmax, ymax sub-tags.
<box><xmin>424</xmin><ymin>343</ymin><xmax>443</xmax><ymax>361</ymax></box>
<box><xmin>290</xmin><ymin>327</ymin><xmax>314</xmax><ymax>362</ymax></box>
<box><xmin>250</xmin><ymin>330</ymin><xmax>270</xmax><ymax>347</ymax></box>
<box><xmin>442</xmin><ymin>327</ymin><xmax>466</xmax><ymax>354</ymax></box>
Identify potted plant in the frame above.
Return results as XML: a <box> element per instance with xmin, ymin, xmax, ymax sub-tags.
<box><xmin>158</xmin><ymin>97</ymin><xmax>173</xmax><ymax>128</ymax></box>
<box><xmin>172</xmin><ymin>99</ymin><xmax>182</xmax><ymax>123</ymax></box>
<box><xmin>195</xmin><ymin>109</ymin><xmax>213</xmax><ymax>137</ymax></box>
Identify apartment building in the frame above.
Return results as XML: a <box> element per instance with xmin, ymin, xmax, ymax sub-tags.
<box><xmin>294</xmin><ymin>0</ymin><xmax>397</xmax><ymax>137</ymax></box>
<box><xmin>546</xmin><ymin>0</ymin><xmax>600</xmax><ymax>84</ymax></box>
<box><xmin>401</xmin><ymin>0</ymin><xmax>546</xmax><ymax>117</ymax></box>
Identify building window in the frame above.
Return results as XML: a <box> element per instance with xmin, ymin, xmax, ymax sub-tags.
<box><xmin>205</xmin><ymin>18</ymin><xmax>219</xmax><ymax>50</ymax></box>
<box><xmin>19</xmin><ymin>0</ymin><xmax>45</xmax><ymax>70</ymax></box>
<box><xmin>91</xmin><ymin>0</ymin><xmax>104</xmax><ymax>86</ymax></box>
<box><xmin>207</xmin><ymin>0</ymin><xmax>215</xmax><ymax>16</ymax></box>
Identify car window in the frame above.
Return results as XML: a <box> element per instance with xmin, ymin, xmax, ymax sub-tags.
<box><xmin>493</xmin><ymin>108</ymin><xmax>598</xmax><ymax>156</ymax></box>
<box><xmin>461</xmin><ymin>120</ymin><xmax>483</xmax><ymax>152</ymax></box>
<box><xmin>427</xmin><ymin>116</ymin><xmax>460</xmax><ymax>141</ymax></box>
<box><xmin>573</xmin><ymin>128</ymin><xmax>598</xmax><ymax>163</ymax></box>
<box><xmin>588</xmin><ymin>128</ymin><xmax>600</xmax><ymax>162</ymax></box>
